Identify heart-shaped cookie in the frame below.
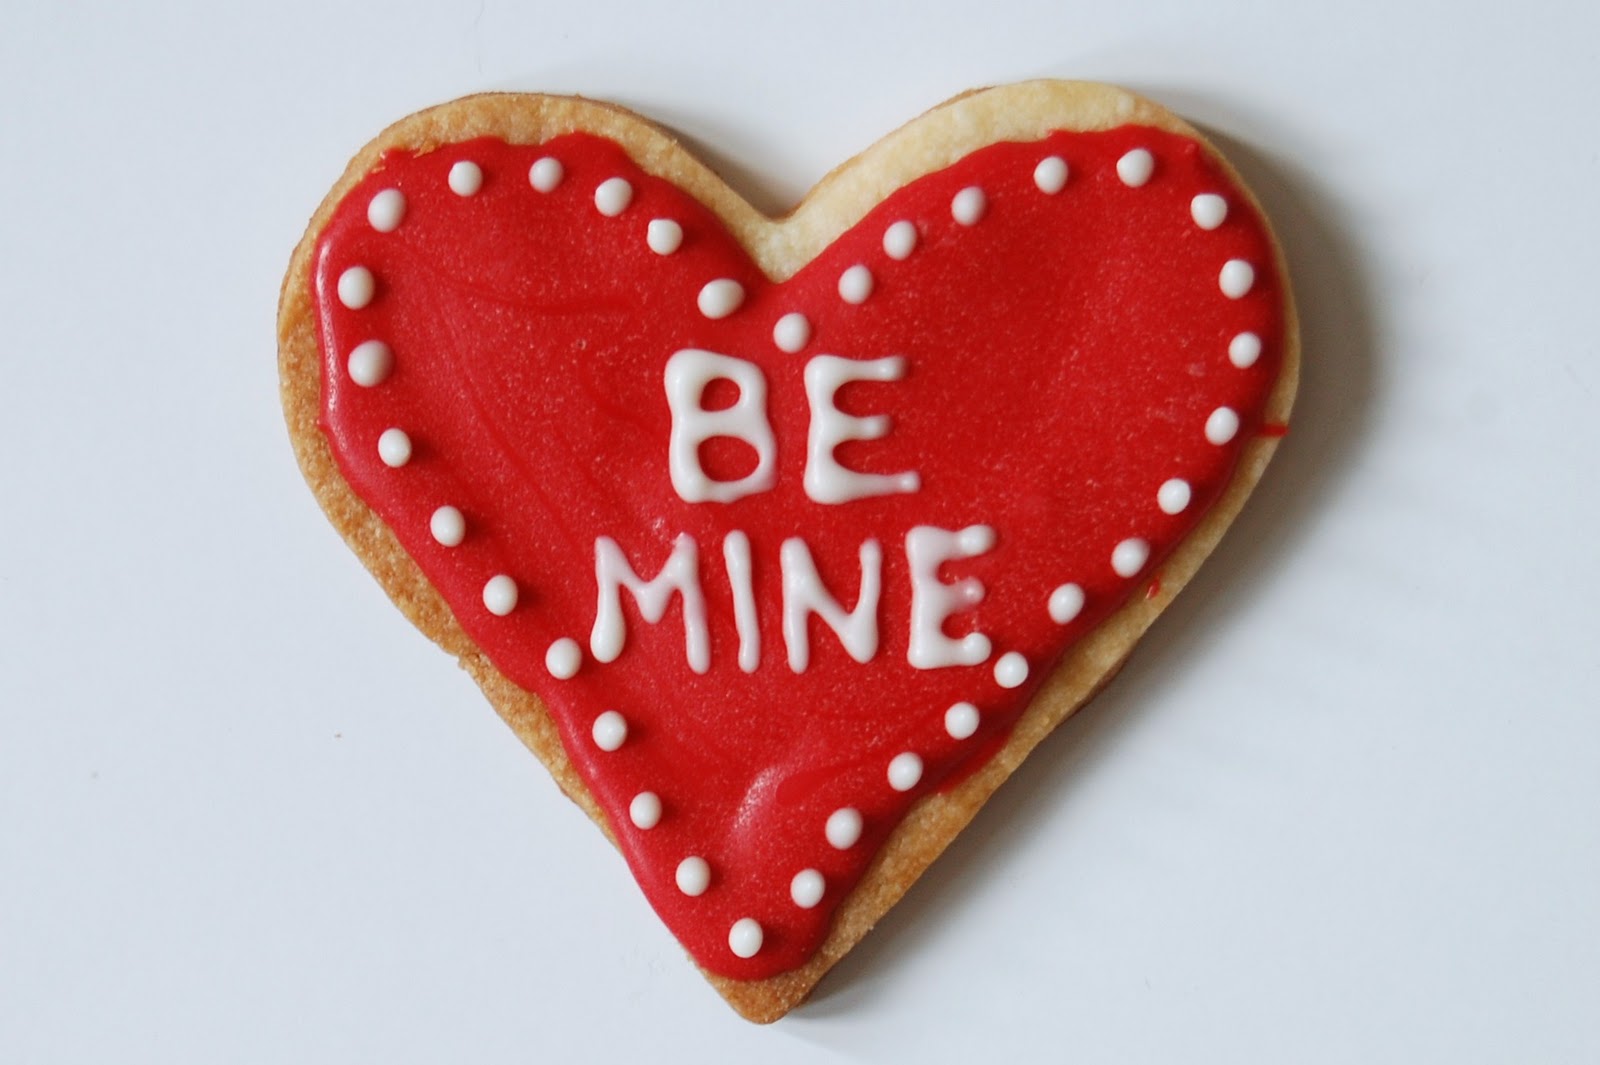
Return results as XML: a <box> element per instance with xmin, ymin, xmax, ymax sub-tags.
<box><xmin>278</xmin><ymin>80</ymin><xmax>1297</xmax><ymax>1021</ymax></box>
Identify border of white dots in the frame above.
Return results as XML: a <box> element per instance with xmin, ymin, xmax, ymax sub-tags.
<box><xmin>330</xmin><ymin>140</ymin><xmax>1268</xmax><ymax>961</ymax></box>
<box><xmin>1019</xmin><ymin>146</ymin><xmax>1265</xmax><ymax>627</ymax></box>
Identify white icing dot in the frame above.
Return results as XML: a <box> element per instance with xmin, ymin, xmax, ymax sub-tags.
<box><xmin>1117</xmin><ymin>148</ymin><xmax>1155</xmax><ymax>187</ymax></box>
<box><xmin>887</xmin><ymin>752</ymin><xmax>924</xmax><ymax>792</ymax></box>
<box><xmin>647</xmin><ymin>219</ymin><xmax>683</xmax><ymax>255</ymax></box>
<box><xmin>728</xmin><ymin>918</ymin><xmax>764</xmax><ymax>959</ymax></box>
<box><xmin>546</xmin><ymin>637</ymin><xmax>581</xmax><ymax>679</ymax></box>
<box><xmin>366</xmin><ymin>188</ymin><xmax>406</xmax><ymax>232</ymax></box>
<box><xmin>1206</xmin><ymin>406</ymin><xmax>1241</xmax><ymax>445</ymax></box>
<box><xmin>591</xmin><ymin>710</ymin><xmax>628</xmax><ymax>752</ymax></box>
<box><xmin>838</xmin><ymin>264</ymin><xmax>874</xmax><ymax>304</ymax></box>
<box><xmin>1158</xmin><ymin>478</ymin><xmax>1192</xmax><ymax>515</ymax></box>
<box><xmin>772</xmin><ymin>312</ymin><xmax>811</xmax><ymax>353</ymax></box>
<box><xmin>528</xmin><ymin>156</ymin><xmax>564</xmax><ymax>193</ymax></box>
<box><xmin>594</xmin><ymin>177</ymin><xmax>633</xmax><ymax>217</ymax></box>
<box><xmin>1229</xmin><ymin>331</ymin><xmax>1263</xmax><ymax>368</ymax></box>
<box><xmin>697</xmin><ymin>278</ymin><xmax>745</xmax><ymax>319</ymax></box>
<box><xmin>448</xmin><ymin>160</ymin><xmax>483</xmax><ymax>197</ymax></box>
<box><xmin>1048</xmin><ymin>583</ymin><xmax>1085</xmax><ymax>624</ymax></box>
<box><xmin>994</xmin><ymin>651</ymin><xmax>1029</xmax><ymax>689</ymax></box>
<box><xmin>346</xmin><ymin>339</ymin><xmax>393</xmax><ymax>386</ymax></box>
<box><xmin>675</xmin><ymin>856</ymin><xmax>710</xmax><ymax>897</ymax></box>
<box><xmin>337</xmin><ymin>266</ymin><xmax>375</xmax><ymax>310</ymax></box>
<box><xmin>1219</xmin><ymin>259</ymin><xmax>1255</xmax><ymax>299</ymax></box>
<box><xmin>790</xmin><ymin>868</ymin><xmax>826</xmax><ymax>909</ymax></box>
<box><xmin>1111</xmin><ymin>538</ymin><xmax>1151</xmax><ymax>579</ymax></box>
<box><xmin>883</xmin><ymin>220</ymin><xmax>918</xmax><ymax>260</ymax></box>
<box><xmin>629</xmin><ymin>791</ymin><xmax>662</xmax><ymax>830</ymax></box>
<box><xmin>1034</xmin><ymin>155</ymin><xmax>1068</xmax><ymax>194</ymax></box>
<box><xmin>483</xmin><ymin>574</ymin><xmax>519</xmax><ymax>616</ymax></box>
<box><xmin>1191</xmin><ymin>193</ymin><xmax>1228</xmax><ymax>230</ymax></box>
<box><xmin>945</xmin><ymin>701</ymin><xmax>980</xmax><ymax>740</ymax></box>
<box><xmin>825</xmin><ymin>807</ymin><xmax>863</xmax><ymax>850</ymax></box>
<box><xmin>951</xmin><ymin>186</ymin><xmax>987</xmax><ymax>226</ymax></box>
<box><xmin>429</xmin><ymin>505</ymin><xmax>466</xmax><ymax>547</ymax></box>
<box><xmin>376</xmin><ymin>427</ymin><xmax>411</xmax><ymax>467</ymax></box>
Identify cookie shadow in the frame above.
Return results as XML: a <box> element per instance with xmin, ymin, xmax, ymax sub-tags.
<box><xmin>786</xmin><ymin>102</ymin><xmax>1382</xmax><ymax>1025</ymax></box>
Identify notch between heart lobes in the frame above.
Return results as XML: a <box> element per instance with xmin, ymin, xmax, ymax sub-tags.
<box><xmin>309</xmin><ymin>122</ymin><xmax>1286</xmax><ymax>979</ymax></box>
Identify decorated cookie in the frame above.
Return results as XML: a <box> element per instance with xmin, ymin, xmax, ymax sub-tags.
<box><xmin>278</xmin><ymin>80</ymin><xmax>1297</xmax><ymax>1022</ymax></box>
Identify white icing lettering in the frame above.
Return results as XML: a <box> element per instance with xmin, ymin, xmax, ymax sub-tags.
<box><xmin>664</xmin><ymin>349</ymin><xmax>777</xmax><ymax>503</ymax></box>
<box><xmin>723</xmin><ymin>530</ymin><xmax>760</xmax><ymax>673</ymax></box>
<box><xmin>906</xmin><ymin>525</ymin><xmax>996</xmax><ymax>669</ymax></box>
<box><xmin>589</xmin><ymin>529</ymin><xmax>1004</xmax><ymax>673</ymax></box>
<box><xmin>803</xmin><ymin>355</ymin><xmax>920</xmax><ymax>504</ymax></box>
<box><xmin>591</xmin><ymin>534</ymin><xmax>710</xmax><ymax>674</ymax></box>
<box><xmin>780</xmin><ymin>537</ymin><xmax>882</xmax><ymax>672</ymax></box>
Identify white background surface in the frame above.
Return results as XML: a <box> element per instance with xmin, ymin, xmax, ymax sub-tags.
<box><xmin>3</xmin><ymin>1</ymin><xmax>1597</xmax><ymax>1061</ymax></box>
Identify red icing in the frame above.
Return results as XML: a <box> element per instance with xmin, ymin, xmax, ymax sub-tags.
<box><xmin>311</xmin><ymin>128</ymin><xmax>1285</xmax><ymax>978</ymax></box>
